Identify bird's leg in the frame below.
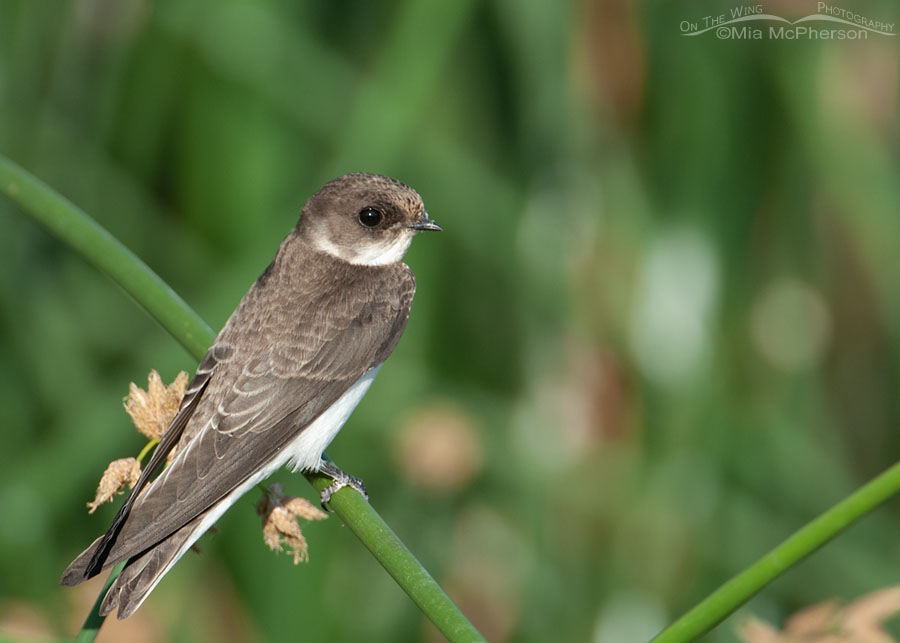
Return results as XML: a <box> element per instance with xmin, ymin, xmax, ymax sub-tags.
<box><xmin>317</xmin><ymin>459</ymin><xmax>368</xmax><ymax>509</ymax></box>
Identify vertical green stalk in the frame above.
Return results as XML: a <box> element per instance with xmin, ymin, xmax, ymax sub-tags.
<box><xmin>72</xmin><ymin>563</ymin><xmax>124</xmax><ymax>643</ymax></box>
<box><xmin>0</xmin><ymin>156</ymin><xmax>483</xmax><ymax>643</ymax></box>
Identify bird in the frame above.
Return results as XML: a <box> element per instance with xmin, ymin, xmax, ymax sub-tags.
<box><xmin>60</xmin><ymin>173</ymin><xmax>441</xmax><ymax>618</ymax></box>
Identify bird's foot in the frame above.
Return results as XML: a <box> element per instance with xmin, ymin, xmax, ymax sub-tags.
<box><xmin>317</xmin><ymin>460</ymin><xmax>368</xmax><ymax>509</ymax></box>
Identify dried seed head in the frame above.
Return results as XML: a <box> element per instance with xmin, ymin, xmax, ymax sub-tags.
<box><xmin>739</xmin><ymin>586</ymin><xmax>900</xmax><ymax>643</ymax></box>
<box><xmin>282</xmin><ymin>495</ymin><xmax>330</xmax><ymax>522</ymax></box>
<box><xmin>263</xmin><ymin>506</ymin><xmax>309</xmax><ymax>564</ymax></box>
<box><xmin>256</xmin><ymin>483</ymin><xmax>327</xmax><ymax>564</ymax></box>
<box><xmin>87</xmin><ymin>457</ymin><xmax>141</xmax><ymax>514</ymax></box>
<box><xmin>123</xmin><ymin>370</ymin><xmax>188</xmax><ymax>440</ymax></box>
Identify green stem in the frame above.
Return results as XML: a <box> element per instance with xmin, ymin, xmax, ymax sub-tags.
<box><xmin>652</xmin><ymin>459</ymin><xmax>900</xmax><ymax>642</ymax></box>
<box><xmin>72</xmin><ymin>562</ymin><xmax>124</xmax><ymax>643</ymax></box>
<box><xmin>135</xmin><ymin>439</ymin><xmax>159</xmax><ymax>464</ymax></box>
<box><xmin>0</xmin><ymin>156</ymin><xmax>214</xmax><ymax>359</ymax></box>
<box><xmin>0</xmin><ymin>156</ymin><xmax>484</xmax><ymax>643</ymax></box>
<box><xmin>306</xmin><ymin>471</ymin><xmax>481</xmax><ymax>642</ymax></box>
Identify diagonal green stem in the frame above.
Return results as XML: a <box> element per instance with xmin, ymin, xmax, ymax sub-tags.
<box><xmin>305</xmin><ymin>471</ymin><xmax>481</xmax><ymax>641</ymax></box>
<box><xmin>0</xmin><ymin>157</ymin><xmax>214</xmax><ymax>359</ymax></box>
<box><xmin>0</xmin><ymin>155</ymin><xmax>484</xmax><ymax>643</ymax></box>
<box><xmin>652</xmin><ymin>459</ymin><xmax>900</xmax><ymax>642</ymax></box>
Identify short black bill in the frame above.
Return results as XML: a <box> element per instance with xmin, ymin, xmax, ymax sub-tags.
<box><xmin>408</xmin><ymin>213</ymin><xmax>442</xmax><ymax>232</ymax></box>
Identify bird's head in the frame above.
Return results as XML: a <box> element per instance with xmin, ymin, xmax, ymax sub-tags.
<box><xmin>297</xmin><ymin>173</ymin><xmax>441</xmax><ymax>266</ymax></box>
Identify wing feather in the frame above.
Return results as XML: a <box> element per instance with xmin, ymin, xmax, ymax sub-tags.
<box><xmin>61</xmin><ymin>351</ymin><xmax>222</xmax><ymax>584</ymax></box>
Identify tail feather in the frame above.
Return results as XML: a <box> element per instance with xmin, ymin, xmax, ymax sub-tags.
<box><xmin>95</xmin><ymin>486</ymin><xmax>237</xmax><ymax>619</ymax></box>
<box><xmin>60</xmin><ymin>536</ymin><xmax>107</xmax><ymax>586</ymax></box>
<box><xmin>100</xmin><ymin>519</ymin><xmax>200</xmax><ymax>619</ymax></box>
<box><xmin>59</xmin><ymin>520</ymin><xmax>153</xmax><ymax>587</ymax></box>
<box><xmin>85</xmin><ymin>373</ymin><xmax>211</xmax><ymax>579</ymax></box>
<box><xmin>61</xmin><ymin>408</ymin><xmax>277</xmax><ymax>616</ymax></box>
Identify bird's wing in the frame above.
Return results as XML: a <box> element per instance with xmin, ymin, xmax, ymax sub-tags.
<box><xmin>63</xmin><ymin>265</ymin><xmax>414</xmax><ymax>581</ymax></box>
<box><xmin>60</xmin><ymin>345</ymin><xmax>228</xmax><ymax>585</ymax></box>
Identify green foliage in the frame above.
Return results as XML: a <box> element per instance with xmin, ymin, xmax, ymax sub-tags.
<box><xmin>1</xmin><ymin>0</ymin><xmax>899</xmax><ymax>641</ymax></box>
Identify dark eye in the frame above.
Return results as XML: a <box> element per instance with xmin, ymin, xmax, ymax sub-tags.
<box><xmin>357</xmin><ymin>207</ymin><xmax>383</xmax><ymax>228</ymax></box>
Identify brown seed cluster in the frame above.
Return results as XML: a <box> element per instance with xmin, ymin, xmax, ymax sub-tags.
<box><xmin>86</xmin><ymin>370</ymin><xmax>188</xmax><ymax>513</ymax></box>
<box><xmin>256</xmin><ymin>483</ymin><xmax>328</xmax><ymax>564</ymax></box>
<box><xmin>123</xmin><ymin>370</ymin><xmax>188</xmax><ymax>440</ymax></box>
<box><xmin>87</xmin><ymin>457</ymin><xmax>141</xmax><ymax>514</ymax></box>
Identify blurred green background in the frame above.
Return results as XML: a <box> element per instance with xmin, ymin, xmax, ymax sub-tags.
<box><xmin>2</xmin><ymin>0</ymin><xmax>900</xmax><ymax>641</ymax></box>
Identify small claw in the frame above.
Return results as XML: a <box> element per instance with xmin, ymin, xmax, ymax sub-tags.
<box><xmin>317</xmin><ymin>465</ymin><xmax>368</xmax><ymax>510</ymax></box>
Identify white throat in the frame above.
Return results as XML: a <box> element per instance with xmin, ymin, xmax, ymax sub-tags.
<box><xmin>312</xmin><ymin>230</ymin><xmax>414</xmax><ymax>266</ymax></box>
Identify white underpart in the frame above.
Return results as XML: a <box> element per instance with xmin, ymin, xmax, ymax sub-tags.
<box><xmin>284</xmin><ymin>365</ymin><xmax>380</xmax><ymax>471</ymax></box>
<box><xmin>122</xmin><ymin>366</ymin><xmax>381</xmax><ymax>613</ymax></box>
<box><xmin>314</xmin><ymin>230</ymin><xmax>414</xmax><ymax>266</ymax></box>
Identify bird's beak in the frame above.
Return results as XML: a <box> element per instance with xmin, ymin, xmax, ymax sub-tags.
<box><xmin>408</xmin><ymin>212</ymin><xmax>442</xmax><ymax>232</ymax></box>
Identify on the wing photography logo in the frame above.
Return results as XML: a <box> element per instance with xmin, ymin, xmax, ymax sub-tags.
<box><xmin>680</xmin><ymin>3</ymin><xmax>895</xmax><ymax>40</ymax></box>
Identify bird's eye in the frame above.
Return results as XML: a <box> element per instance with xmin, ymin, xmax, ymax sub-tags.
<box><xmin>357</xmin><ymin>207</ymin><xmax>383</xmax><ymax>228</ymax></box>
